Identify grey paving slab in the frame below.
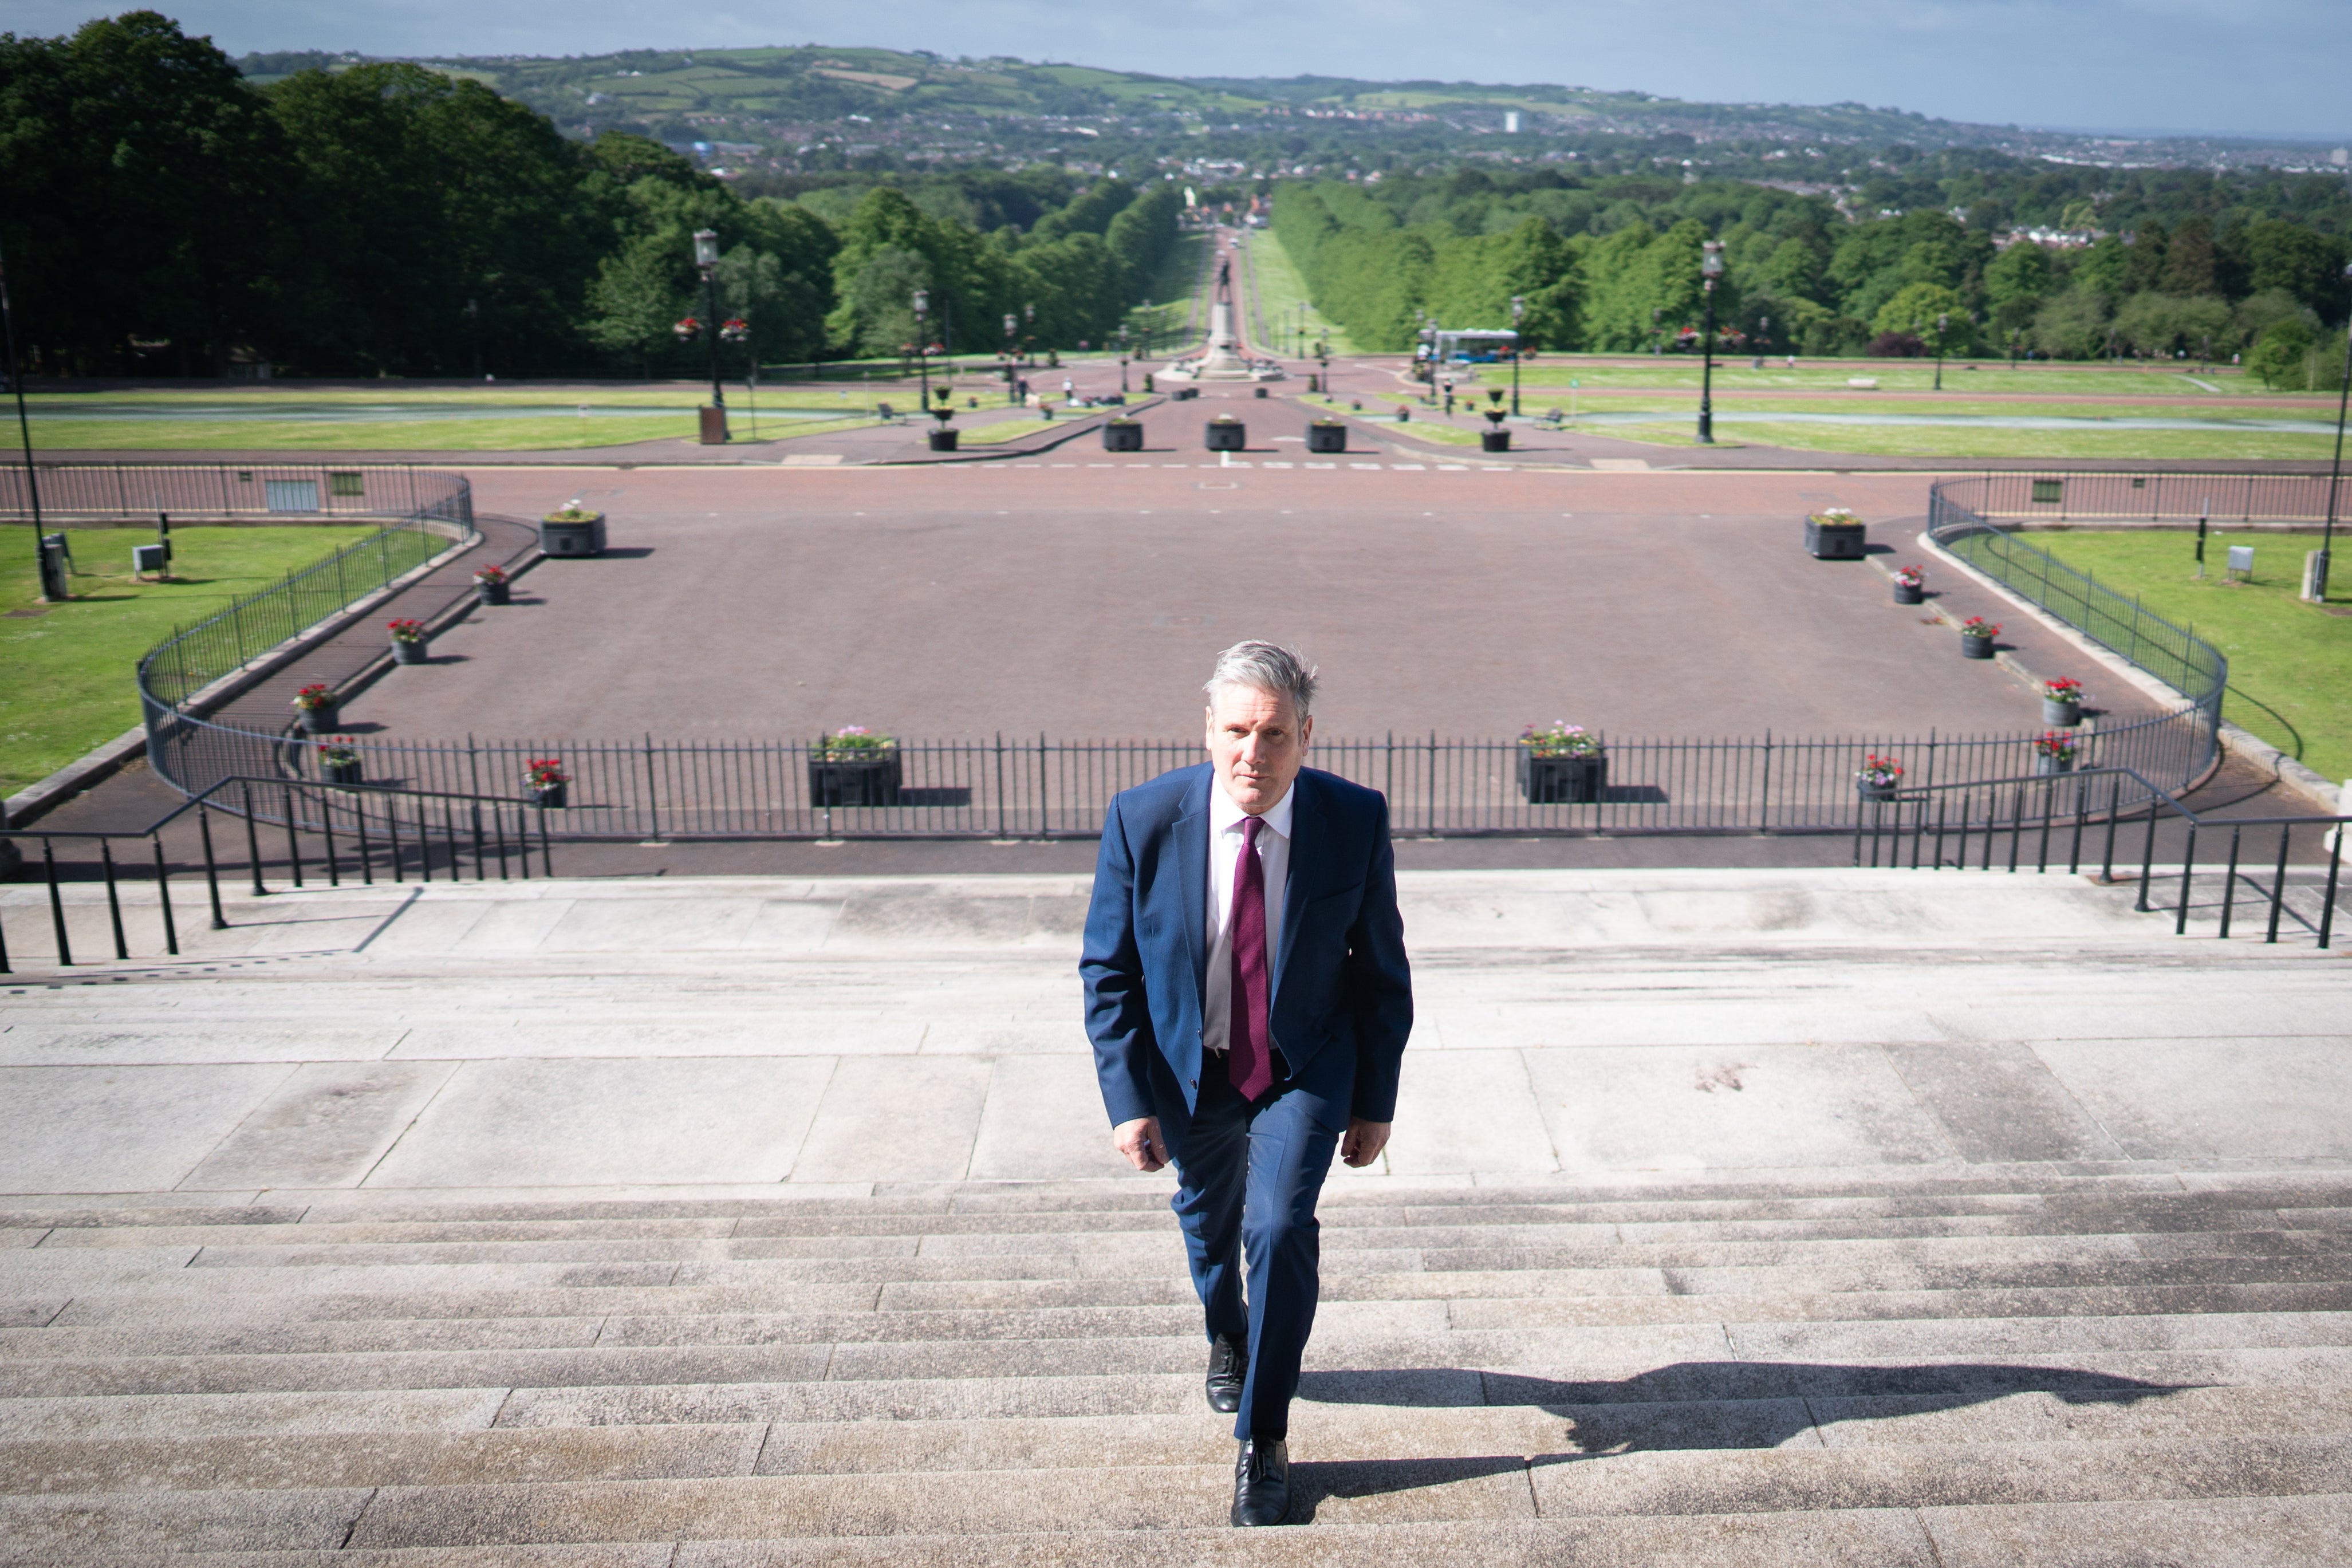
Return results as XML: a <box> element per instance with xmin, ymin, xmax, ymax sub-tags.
<box><xmin>390</xmin><ymin>1019</ymin><xmax>923</xmax><ymax>1059</ymax></box>
<box><xmin>1385</xmin><ymin>1050</ymin><xmax>1559</xmax><ymax>1177</ymax></box>
<box><xmin>789</xmin><ymin>1058</ymin><xmax>994</xmax><ymax>1183</ymax></box>
<box><xmin>0</xmin><ymin>1341</ymin><xmax>835</xmax><ymax>1397</ymax></box>
<box><xmin>1878</xmin><ymin>1039</ymin><xmax>2128</xmax><ymax>1164</ymax></box>
<box><xmin>1806</xmin><ymin>1385</ymin><xmax>2352</xmax><ymax>1448</ymax></box>
<box><xmin>1521</xmin><ymin>1045</ymin><xmax>1957</xmax><ymax>1173</ymax></box>
<box><xmin>1921</xmin><ymin>1491</ymin><xmax>2352</xmax><ymax>1567</ymax></box>
<box><xmin>967</xmin><ymin>1054</ymin><xmax>1133</xmax><ymax>1181</ymax></box>
<box><xmin>0</xmin><ymin>1484</ymin><xmax>372</xmax><ymax>1556</ymax></box>
<box><xmin>0</xmin><ymin>1423</ymin><xmax>767</xmax><ymax>1494</ymax></box>
<box><xmin>2034</xmin><ymin>1038</ymin><xmax>2352</xmax><ymax>1161</ymax></box>
<box><xmin>181</xmin><ymin>1062</ymin><xmax>460</xmax><ymax>1191</ymax></box>
<box><xmin>0</xmin><ymin>1064</ymin><xmax>297</xmax><ymax>1192</ymax></box>
<box><xmin>0</xmin><ymin>1026</ymin><xmax>407</xmax><ymax>1067</ymax></box>
<box><xmin>363</xmin><ymin>1058</ymin><xmax>837</xmax><ymax>1187</ymax></box>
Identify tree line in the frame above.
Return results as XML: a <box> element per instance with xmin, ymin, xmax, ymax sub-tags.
<box><xmin>1274</xmin><ymin>168</ymin><xmax>2352</xmax><ymax>375</ymax></box>
<box><xmin>0</xmin><ymin>13</ymin><xmax>1183</xmax><ymax>378</ymax></box>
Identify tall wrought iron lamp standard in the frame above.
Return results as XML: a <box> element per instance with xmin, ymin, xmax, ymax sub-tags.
<box><xmin>0</xmin><ymin>235</ymin><xmax>45</xmax><ymax>593</ymax></box>
<box><xmin>1510</xmin><ymin>295</ymin><xmax>1526</xmax><ymax>416</ymax></box>
<box><xmin>913</xmin><ymin>289</ymin><xmax>931</xmax><ymax>412</ymax></box>
<box><xmin>2318</xmin><ymin>261</ymin><xmax>2352</xmax><ymax>604</ymax></box>
<box><xmin>688</xmin><ymin>228</ymin><xmax>728</xmax><ymax>442</ymax></box>
<box><xmin>1696</xmin><ymin>240</ymin><xmax>1724</xmax><ymax>444</ymax></box>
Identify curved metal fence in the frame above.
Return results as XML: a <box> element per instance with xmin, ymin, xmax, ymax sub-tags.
<box><xmin>119</xmin><ymin>467</ymin><xmax>475</xmax><ymax>791</ymax></box>
<box><xmin>1928</xmin><ymin>473</ymin><xmax>2227</xmax><ymax>796</ymax></box>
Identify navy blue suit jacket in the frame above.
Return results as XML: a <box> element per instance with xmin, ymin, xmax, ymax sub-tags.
<box><xmin>1081</xmin><ymin>763</ymin><xmax>1413</xmax><ymax>1130</ymax></box>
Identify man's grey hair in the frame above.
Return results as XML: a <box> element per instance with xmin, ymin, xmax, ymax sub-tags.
<box><xmin>1203</xmin><ymin>641</ymin><xmax>1318</xmax><ymax>720</ymax></box>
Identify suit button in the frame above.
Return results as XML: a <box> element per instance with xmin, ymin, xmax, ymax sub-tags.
<box><xmin>1189</xmin><ymin>1079</ymin><xmax>1199</xmax><ymax>1090</ymax></box>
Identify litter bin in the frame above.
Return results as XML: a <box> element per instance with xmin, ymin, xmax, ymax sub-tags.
<box><xmin>36</xmin><ymin>533</ymin><xmax>70</xmax><ymax>601</ymax></box>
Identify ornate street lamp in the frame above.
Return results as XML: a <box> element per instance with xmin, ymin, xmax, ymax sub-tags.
<box><xmin>692</xmin><ymin>230</ymin><xmax>726</xmax><ymax>439</ymax></box>
<box><xmin>2315</xmin><ymin>261</ymin><xmax>2352</xmax><ymax>603</ymax></box>
<box><xmin>1510</xmin><ymin>296</ymin><xmax>1526</xmax><ymax>416</ymax></box>
<box><xmin>1118</xmin><ymin>328</ymin><xmax>1130</xmax><ymax>393</ymax></box>
<box><xmin>1002</xmin><ymin>312</ymin><xmax>1018</xmax><ymax>385</ymax></box>
<box><xmin>1933</xmin><ymin>311</ymin><xmax>1950</xmax><ymax>391</ymax></box>
<box><xmin>1696</xmin><ymin>240</ymin><xmax>1723</xmax><ymax>444</ymax></box>
<box><xmin>1023</xmin><ymin>301</ymin><xmax>1035</xmax><ymax>366</ymax></box>
<box><xmin>913</xmin><ymin>288</ymin><xmax>930</xmax><ymax>411</ymax></box>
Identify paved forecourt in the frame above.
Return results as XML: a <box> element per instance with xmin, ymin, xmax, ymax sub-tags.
<box><xmin>334</xmin><ymin>459</ymin><xmax>2151</xmax><ymax>750</ymax></box>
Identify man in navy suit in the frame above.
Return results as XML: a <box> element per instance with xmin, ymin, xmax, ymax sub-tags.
<box><xmin>1081</xmin><ymin>641</ymin><xmax>1413</xmax><ymax>1527</ymax></box>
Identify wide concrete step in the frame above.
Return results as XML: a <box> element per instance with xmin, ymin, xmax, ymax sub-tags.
<box><xmin>6</xmin><ymin>1431</ymin><xmax>2346</xmax><ymax>1559</ymax></box>
<box><xmin>10</xmin><ymin>1384</ymin><xmax>2352</xmax><ymax>1496</ymax></box>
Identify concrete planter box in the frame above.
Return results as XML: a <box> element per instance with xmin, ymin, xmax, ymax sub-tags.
<box><xmin>540</xmin><ymin>513</ymin><xmax>607</xmax><ymax>557</ymax></box>
<box><xmin>928</xmin><ymin>428</ymin><xmax>960</xmax><ymax>451</ymax></box>
<box><xmin>1805</xmin><ymin>517</ymin><xmax>1867</xmax><ymax>559</ymax></box>
<box><xmin>1481</xmin><ymin>429</ymin><xmax>1511</xmax><ymax>452</ymax></box>
<box><xmin>1205</xmin><ymin>421</ymin><xmax>1246</xmax><ymax>452</ymax></box>
<box><xmin>1306</xmin><ymin>424</ymin><xmax>1346</xmax><ymax>454</ymax></box>
<box><xmin>1518</xmin><ymin>750</ymin><xmax>1606</xmax><ymax>804</ymax></box>
<box><xmin>1103</xmin><ymin>422</ymin><xmax>1144</xmax><ymax>452</ymax></box>
<box><xmin>2042</xmin><ymin>698</ymin><xmax>2082</xmax><ymax>727</ymax></box>
<box><xmin>809</xmin><ymin>752</ymin><xmax>903</xmax><ymax>807</ymax></box>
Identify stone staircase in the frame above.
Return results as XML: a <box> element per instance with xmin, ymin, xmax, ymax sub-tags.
<box><xmin>5</xmin><ymin>1171</ymin><xmax>2351</xmax><ymax>1565</ymax></box>
<box><xmin>3</xmin><ymin>866</ymin><xmax>2350</xmax><ymax>1562</ymax></box>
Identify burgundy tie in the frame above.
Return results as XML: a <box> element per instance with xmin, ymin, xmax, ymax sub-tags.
<box><xmin>1227</xmin><ymin>814</ymin><xmax>1274</xmax><ymax>1101</ymax></box>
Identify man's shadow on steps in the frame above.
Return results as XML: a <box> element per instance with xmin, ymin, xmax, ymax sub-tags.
<box><xmin>1280</xmin><ymin>1361</ymin><xmax>2186</xmax><ymax>1521</ymax></box>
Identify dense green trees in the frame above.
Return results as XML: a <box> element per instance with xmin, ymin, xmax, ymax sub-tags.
<box><xmin>0</xmin><ymin>13</ymin><xmax>1180</xmax><ymax>376</ymax></box>
<box><xmin>1273</xmin><ymin>169</ymin><xmax>2351</xmax><ymax>363</ymax></box>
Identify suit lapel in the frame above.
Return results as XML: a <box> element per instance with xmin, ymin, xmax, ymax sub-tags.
<box><xmin>1175</xmin><ymin>769</ymin><xmax>1211</xmax><ymax>1006</ymax></box>
<box><xmin>1274</xmin><ymin>770</ymin><xmax>1319</xmax><ymax>1002</ymax></box>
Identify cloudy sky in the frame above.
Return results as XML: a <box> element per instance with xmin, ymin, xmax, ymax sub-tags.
<box><xmin>17</xmin><ymin>0</ymin><xmax>2347</xmax><ymax>141</ymax></box>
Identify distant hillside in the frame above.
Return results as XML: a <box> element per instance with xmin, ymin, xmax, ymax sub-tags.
<box><xmin>232</xmin><ymin>45</ymin><xmax>2348</xmax><ymax>178</ymax></box>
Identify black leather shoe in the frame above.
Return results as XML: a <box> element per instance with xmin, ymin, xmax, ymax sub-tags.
<box><xmin>1204</xmin><ymin>1335</ymin><xmax>1247</xmax><ymax>1415</ymax></box>
<box><xmin>1231</xmin><ymin>1436</ymin><xmax>1289</xmax><ymax>1527</ymax></box>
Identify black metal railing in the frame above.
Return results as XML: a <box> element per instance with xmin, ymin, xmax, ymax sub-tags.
<box><xmin>0</xmin><ymin>776</ymin><xmax>551</xmax><ymax>972</ymax></box>
<box><xmin>1929</xmin><ymin>471</ymin><xmax>2338</xmax><ymax>525</ymax></box>
<box><xmin>1928</xmin><ymin>474</ymin><xmax>2227</xmax><ymax>785</ymax></box>
<box><xmin>1</xmin><ymin>462</ymin><xmax>470</xmax><ymax>522</ymax></box>
<box><xmin>1850</xmin><ymin>765</ymin><xmax>2346</xmax><ymax>949</ymax></box>
<box><xmin>125</xmin><ymin>720</ymin><xmax>2221</xmax><ymax>844</ymax></box>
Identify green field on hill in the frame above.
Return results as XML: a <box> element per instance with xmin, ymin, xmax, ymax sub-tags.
<box><xmin>2</xmin><ymin>525</ymin><xmax>380</xmax><ymax>797</ymax></box>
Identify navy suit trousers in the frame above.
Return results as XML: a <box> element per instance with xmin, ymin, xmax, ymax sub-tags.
<box><xmin>1163</xmin><ymin>1062</ymin><xmax>1342</xmax><ymax>1441</ymax></box>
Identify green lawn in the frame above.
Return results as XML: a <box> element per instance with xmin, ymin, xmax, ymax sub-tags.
<box><xmin>958</xmin><ymin>417</ymin><xmax>1065</xmax><ymax>446</ymax></box>
<box><xmin>1506</xmin><ymin>359</ymin><xmax>2282</xmax><ymax>397</ymax></box>
<box><xmin>2027</xmin><ymin>530</ymin><xmax>2352</xmax><ymax>785</ymax></box>
<box><xmin>2</xmin><ymin>524</ymin><xmax>379</xmax><ymax>795</ymax></box>
<box><xmin>1597</xmin><ymin>420</ymin><xmax>2339</xmax><ymax>462</ymax></box>
<box><xmin>1244</xmin><ymin>232</ymin><xmax>1360</xmax><ymax>357</ymax></box>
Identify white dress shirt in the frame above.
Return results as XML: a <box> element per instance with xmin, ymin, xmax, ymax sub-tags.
<box><xmin>1203</xmin><ymin>781</ymin><xmax>1293</xmax><ymax>1057</ymax></box>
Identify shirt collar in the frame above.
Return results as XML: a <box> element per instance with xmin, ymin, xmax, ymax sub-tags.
<box><xmin>1212</xmin><ymin>774</ymin><xmax>1296</xmax><ymax>841</ymax></box>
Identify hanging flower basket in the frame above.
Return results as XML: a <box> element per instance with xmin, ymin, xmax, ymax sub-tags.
<box><xmin>1856</xmin><ymin>753</ymin><xmax>1903</xmax><ymax>802</ymax></box>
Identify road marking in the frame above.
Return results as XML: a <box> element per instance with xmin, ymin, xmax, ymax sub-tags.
<box><xmin>1051</xmin><ymin>463</ymin><xmax>1075</xmax><ymax>468</ymax></box>
<box><xmin>1305</xmin><ymin>462</ymin><xmax>1335</xmax><ymax>470</ymax></box>
<box><xmin>1088</xmin><ymin>463</ymin><xmax>1112</xmax><ymax>468</ymax></box>
<box><xmin>1349</xmin><ymin>463</ymin><xmax>1380</xmax><ymax>470</ymax></box>
<box><xmin>1438</xmin><ymin>465</ymin><xmax>1467</xmax><ymax>471</ymax></box>
<box><xmin>1262</xmin><ymin>462</ymin><xmax>1293</xmax><ymax>468</ymax></box>
<box><xmin>1393</xmin><ymin>463</ymin><xmax>1424</xmax><ymax>471</ymax></box>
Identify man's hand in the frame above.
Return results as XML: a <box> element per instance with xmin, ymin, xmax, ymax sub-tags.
<box><xmin>1113</xmin><ymin>1116</ymin><xmax>1168</xmax><ymax>1173</ymax></box>
<box><xmin>1341</xmin><ymin>1118</ymin><xmax>1391</xmax><ymax>1168</ymax></box>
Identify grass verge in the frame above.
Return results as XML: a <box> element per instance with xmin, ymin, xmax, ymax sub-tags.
<box><xmin>2</xmin><ymin>524</ymin><xmax>379</xmax><ymax>797</ymax></box>
<box><xmin>1598</xmin><ymin>420</ymin><xmax>2338</xmax><ymax>462</ymax></box>
<box><xmin>2027</xmin><ymin>530</ymin><xmax>2352</xmax><ymax>785</ymax></box>
<box><xmin>1245</xmin><ymin>233</ymin><xmax>1359</xmax><ymax>357</ymax></box>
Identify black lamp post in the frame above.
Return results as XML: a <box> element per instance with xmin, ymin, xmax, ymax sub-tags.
<box><xmin>1118</xmin><ymin>328</ymin><xmax>1130</xmax><ymax>393</ymax></box>
<box><xmin>1933</xmin><ymin>311</ymin><xmax>1949</xmax><ymax>391</ymax></box>
<box><xmin>1696</xmin><ymin>240</ymin><xmax>1723</xmax><ymax>444</ymax></box>
<box><xmin>693</xmin><ymin>230</ymin><xmax>725</xmax><ymax>434</ymax></box>
<box><xmin>913</xmin><ymin>288</ymin><xmax>930</xmax><ymax>411</ymax></box>
<box><xmin>0</xmin><ymin>235</ymin><xmax>44</xmax><ymax>590</ymax></box>
<box><xmin>1023</xmin><ymin>301</ymin><xmax>1035</xmax><ymax>366</ymax></box>
<box><xmin>2316</xmin><ymin>261</ymin><xmax>2352</xmax><ymax>603</ymax></box>
<box><xmin>1510</xmin><ymin>294</ymin><xmax>1525</xmax><ymax>416</ymax></box>
<box><xmin>1002</xmin><ymin>312</ymin><xmax>1017</xmax><ymax>385</ymax></box>
<box><xmin>464</xmin><ymin>297</ymin><xmax>482</xmax><ymax>379</ymax></box>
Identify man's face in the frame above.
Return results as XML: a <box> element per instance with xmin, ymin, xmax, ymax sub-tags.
<box><xmin>1205</xmin><ymin>683</ymin><xmax>1311</xmax><ymax>815</ymax></box>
